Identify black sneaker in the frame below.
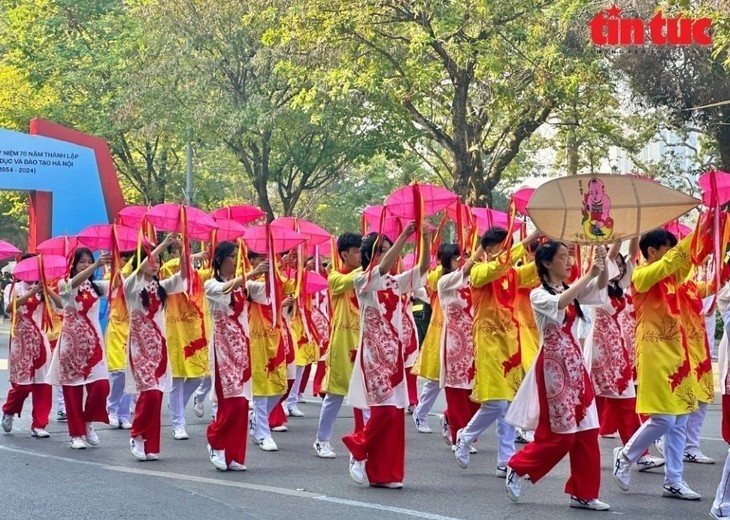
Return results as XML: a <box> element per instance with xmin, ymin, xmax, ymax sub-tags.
<box><xmin>57</xmin><ymin>411</ymin><xmax>67</xmax><ymax>422</ymax></box>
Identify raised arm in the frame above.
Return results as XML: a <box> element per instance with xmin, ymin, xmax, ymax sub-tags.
<box><xmin>417</xmin><ymin>227</ymin><xmax>432</xmax><ymax>276</ymax></box>
<box><xmin>462</xmin><ymin>246</ymin><xmax>483</xmax><ymax>279</ymax></box>
<box><xmin>378</xmin><ymin>221</ymin><xmax>416</xmax><ymax>275</ymax></box>
<box><xmin>45</xmin><ymin>286</ymin><xmax>62</xmax><ymax>308</ymax></box>
<box><xmin>136</xmin><ymin>234</ymin><xmax>176</xmax><ymax>278</ymax></box>
<box><xmin>71</xmin><ymin>253</ymin><xmax>111</xmax><ymax>289</ymax></box>
<box><xmin>4</xmin><ymin>284</ymin><xmax>41</xmax><ymax>314</ymax></box>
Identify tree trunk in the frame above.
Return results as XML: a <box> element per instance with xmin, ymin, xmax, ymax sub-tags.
<box><xmin>566</xmin><ymin>127</ymin><xmax>579</xmax><ymax>175</ymax></box>
<box><xmin>715</xmin><ymin>123</ymin><xmax>730</xmax><ymax>173</ymax></box>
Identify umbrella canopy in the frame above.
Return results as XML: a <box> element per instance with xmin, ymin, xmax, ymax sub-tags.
<box><xmin>271</xmin><ymin>217</ymin><xmax>332</xmax><ymax>245</ymax></box>
<box><xmin>699</xmin><ymin>170</ymin><xmax>730</xmax><ymax>207</ymax></box>
<box><xmin>511</xmin><ymin>187</ymin><xmax>535</xmax><ymax>216</ymax></box>
<box><xmin>199</xmin><ymin>218</ymin><xmax>246</xmax><ymax>242</ymax></box>
<box><xmin>116</xmin><ymin>205</ymin><xmax>150</xmax><ymax>229</ymax></box>
<box><xmin>0</xmin><ymin>240</ymin><xmax>21</xmax><ymax>261</ymax></box>
<box><xmin>146</xmin><ymin>204</ymin><xmax>217</xmax><ymax>237</ymax></box>
<box><xmin>384</xmin><ymin>183</ymin><xmax>458</xmax><ymax>220</ymax></box>
<box><xmin>36</xmin><ymin>236</ymin><xmax>79</xmax><ymax>257</ymax></box>
<box><xmin>77</xmin><ymin>224</ymin><xmax>144</xmax><ymax>252</ymax></box>
<box><xmin>243</xmin><ymin>224</ymin><xmax>306</xmax><ymax>254</ymax></box>
<box><xmin>211</xmin><ymin>205</ymin><xmax>266</xmax><ymax>226</ymax></box>
<box><xmin>527</xmin><ymin>174</ymin><xmax>700</xmax><ymax>244</ymax></box>
<box><xmin>14</xmin><ymin>255</ymin><xmax>67</xmax><ymax>282</ymax></box>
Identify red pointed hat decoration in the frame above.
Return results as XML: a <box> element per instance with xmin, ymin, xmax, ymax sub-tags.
<box><xmin>0</xmin><ymin>240</ymin><xmax>21</xmax><ymax>261</ymax></box>
<box><xmin>211</xmin><ymin>205</ymin><xmax>266</xmax><ymax>226</ymax></box>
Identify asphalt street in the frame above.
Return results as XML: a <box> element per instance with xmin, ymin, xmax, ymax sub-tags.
<box><xmin>0</xmin><ymin>321</ymin><xmax>726</xmax><ymax>520</ymax></box>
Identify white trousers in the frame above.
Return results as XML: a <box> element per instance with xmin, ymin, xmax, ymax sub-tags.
<box><xmin>169</xmin><ymin>377</ymin><xmax>203</xmax><ymax>428</ymax></box>
<box><xmin>251</xmin><ymin>395</ymin><xmax>283</xmax><ymax>441</ymax></box>
<box><xmin>413</xmin><ymin>379</ymin><xmax>441</xmax><ymax>421</ymax></box>
<box><xmin>460</xmin><ymin>400</ymin><xmax>515</xmax><ymax>466</ymax></box>
<box><xmin>624</xmin><ymin>413</ymin><xmax>689</xmax><ymax>485</ymax></box>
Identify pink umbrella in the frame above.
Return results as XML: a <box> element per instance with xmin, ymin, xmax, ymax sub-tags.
<box><xmin>0</xmin><ymin>240</ymin><xmax>21</xmax><ymax>261</ymax></box>
<box><xmin>199</xmin><ymin>218</ymin><xmax>245</xmax><ymax>242</ymax></box>
<box><xmin>243</xmin><ymin>224</ymin><xmax>306</xmax><ymax>254</ymax></box>
<box><xmin>384</xmin><ymin>183</ymin><xmax>458</xmax><ymax>220</ymax></box>
<box><xmin>77</xmin><ymin>224</ymin><xmax>144</xmax><ymax>252</ymax></box>
<box><xmin>116</xmin><ymin>205</ymin><xmax>150</xmax><ymax>228</ymax></box>
<box><xmin>36</xmin><ymin>236</ymin><xmax>78</xmax><ymax>257</ymax></box>
<box><xmin>511</xmin><ymin>187</ymin><xmax>535</xmax><ymax>216</ymax></box>
<box><xmin>362</xmin><ymin>205</ymin><xmax>431</xmax><ymax>243</ymax></box>
<box><xmin>699</xmin><ymin>170</ymin><xmax>730</xmax><ymax>206</ymax></box>
<box><xmin>271</xmin><ymin>217</ymin><xmax>332</xmax><ymax>245</ymax></box>
<box><xmin>13</xmin><ymin>254</ymin><xmax>68</xmax><ymax>282</ymax></box>
<box><xmin>663</xmin><ymin>220</ymin><xmax>692</xmax><ymax>239</ymax></box>
<box><xmin>211</xmin><ymin>205</ymin><xmax>266</xmax><ymax>226</ymax></box>
<box><xmin>146</xmin><ymin>204</ymin><xmax>217</xmax><ymax>237</ymax></box>
<box><xmin>305</xmin><ymin>271</ymin><xmax>329</xmax><ymax>294</ymax></box>
<box><xmin>471</xmin><ymin>207</ymin><xmax>523</xmax><ymax>233</ymax></box>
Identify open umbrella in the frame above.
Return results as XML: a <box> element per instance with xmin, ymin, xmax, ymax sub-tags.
<box><xmin>146</xmin><ymin>203</ymin><xmax>217</xmax><ymax>237</ymax></box>
<box><xmin>511</xmin><ymin>187</ymin><xmax>535</xmax><ymax>216</ymax></box>
<box><xmin>527</xmin><ymin>174</ymin><xmax>700</xmax><ymax>244</ymax></box>
<box><xmin>116</xmin><ymin>205</ymin><xmax>150</xmax><ymax>229</ymax></box>
<box><xmin>384</xmin><ymin>182</ymin><xmax>458</xmax><ymax>219</ymax></box>
<box><xmin>271</xmin><ymin>217</ymin><xmax>331</xmax><ymax>245</ymax></box>
<box><xmin>13</xmin><ymin>254</ymin><xmax>68</xmax><ymax>282</ymax></box>
<box><xmin>663</xmin><ymin>220</ymin><xmax>693</xmax><ymax>239</ymax></box>
<box><xmin>243</xmin><ymin>224</ymin><xmax>306</xmax><ymax>254</ymax></box>
<box><xmin>77</xmin><ymin>224</ymin><xmax>144</xmax><ymax>252</ymax></box>
<box><xmin>36</xmin><ymin>236</ymin><xmax>78</xmax><ymax>257</ymax></box>
<box><xmin>0</xmin><ymin>240</ymin><xmax>21</xmax><ymax>261</ymax></box>
<box><xmin>211</xmin><ymin>205</ymin><xmax>266</xmax><ymax>226</ymax></box>
<box><xmin>305</xmin><ymin>271</ymin><xmax>329</xmax><ymax>294</ymax></box>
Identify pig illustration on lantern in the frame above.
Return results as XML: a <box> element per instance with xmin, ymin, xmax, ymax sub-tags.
<box><xmin>581</xmin><ymin>178</ymin><xmax>614</xmax><ymax>241</ymax></box>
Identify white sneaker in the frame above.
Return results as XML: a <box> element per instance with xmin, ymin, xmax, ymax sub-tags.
<box><xmin>130</xmin><ymin>436</ymin><xmax>147</xmax><ymax>461</ymax></box>
<box><xmin>683</xmin><ymin>450</ymin><xmax>715</xmax><ymax>464</ymax></box>
<box><xmin>413</xmin><ymin>415</ymin><xmax>432</xmax><ymax>434</ymax></box>
<box><xmin>192</xmin><ymin>398</ymin><xmax>205</xmax><ymax>418</ymax></box>
<box><xmin>146</xmin><ymin>453</ymin><xmax>159</xmax><ymax>461</ymax></box>
<box><xmin>120</xmin><ymin>418</ymin><xmax>132</xmax><ymax>430</ymax></box>
<box><xmin>612</xmin><ymin>447</ymin><xmax>632</xmax><ymax>491</ymax></box>
<box><xmin>85</xmin><ymin>424</ymin><xmax>100</xmax><ymax>447</ymax></box>
<box><xmin>31</xmin><ymin>427</ymin><xmax>50</xmax><ymax>438</ymax></box>
<box><xmin>710</xmin><ymin>507</ymin><xmax>728</xmax><ymax>519</ymax></box>
<box><xmin>454</xmin><ymin>429</ymin><xmax>470</xmax><ymax>468</ymax></box>
<box><xmin>1</xmin><ymin>413</ymin><xmax>13</xmax><ymax>433</ymax></box>
<box><xmin>515</xmin><ymin>428</ymin><xmax>534</xmax><ymax>444</ymax></box>
<box><xmin>637</xmin><ymin>455</ymin><xmax>665</xmax><ymax>472</ymax></box>
<box><xmin>297</xmin><ymin>393</ymin><xmax>305</xmax><ymax>403</ymax></box>
<box><xmin>287</xmin><ymin>405</ymin><xmax>304</xmax><ymax>417</ymax></box>
<box><xmin>349</xmin><ymin>455</ymin><xmax>365</xmax><ymax>484</ymax></box>
<box><xmin>271</xmin><ymin>425</ymin><xmax>288</xmax><ymax>432</ymax></box>
<box><xmin>505</xmin><ymin>466</ymin><xmax>525</xmax><ymax>502</ymax></box>
<box><xmin>570</xmin><ymin>497</ymin><xmax>610</xmax><ymax>511</ymax></box>
<box><xmin>108</xmin><ymin>415</ymin><xmax>120</xmax><ymax>429</ymax></box>
<box><xmin>260</xmin><ymin>437</ymin><xmax>278</xmax><ymax>451</ymax></box>
<box><xmin>70</xmin><ymin>436</ymin><xmax>87</xmax><ymax>449</ymax></box>
<box><xmin>228</xmin><ymin>461</ymin><xmax>247</xmax><ymax>471</ymax></box>
<box><xmin>313</xmin><ymin>439</ymin><xmax>336</xmax><ymax>459</ymax></box>
<box><xmin>406</xmin><ymin>405</ymin><xmax>415</xmax><ymax>415</ymax></box>
<box><xmin>662</xmin><ymin>481</ymin><xmax>701</xmax><ymax>500</ymax></box>
<box><xmin>468</xmin><ymin>443</ymin><xmax>478</xmax><ymax>454</ymax></box>
<box><xmin>440</xmin><ymin>414</ymin><xmax>451</xmax><ymax>446</ymax></box>
<box><xmin>371</xmin><ymin>482</ymin><xmax>403</xmax><ymax>489</ymax></box>
<box><xmin>172</xmin><ymin>426</ymin><xmax>189</xmax><ymax>440</ymax></box>
<box><xmin>208</xmin><ymin>444</ymin><xmax>227</xmax><ymax>471</ymax></box>
<box><xmin>496</xmin><ymin>465</ymin><xmax>507</xmax><ymax>478</ymax></box>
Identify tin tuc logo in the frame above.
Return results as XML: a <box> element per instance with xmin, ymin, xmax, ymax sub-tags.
<box><xmin>589</xmin><ymin>4</ymin><xmax>712</xmax><ymax>46</ymax></box>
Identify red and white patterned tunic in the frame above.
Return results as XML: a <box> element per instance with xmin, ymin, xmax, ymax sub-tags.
<box><xmin>48</xmin><ymin>278</ymin><xmax>110</xmax><ymax>386</ymax></box>
<box><xmin>348</xmin><ymin>268</ymin><xmax>425</xmax><ymax>409</ymax></box>
<box><xmin>437</xmin><ymin>269</ymin><xmax>475</xmax><ymax>390</ymax></box>
<box><xmin>506</xmin><ymin>280</ymin><xmax>606</xmax><ymax>435</ymax></box>
<box><xmin>205</xmin><ymin>278</ymin><xmax>266</xmax><ymax>401</ymax></box>
<box><xmin>124</xmin><ymin>273</ymin><xmax>185</xmax><ymax>394</ymax></box>
<box><xmin>5</xmin><ymin>282</ymin><xmax>51</xmax><ymax>386</ymax></box>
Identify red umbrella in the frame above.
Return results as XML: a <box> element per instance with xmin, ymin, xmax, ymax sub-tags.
<box><xmin>511</xmin><ymin>187</ymin><xmax>535</xmax><ymax>216</ymax></box>
<box><xmin>77</xmin><ymin>224</ymin><xmax>144</xmax><ymax>252</ymax></box>
<box><xmin>271</xmin><ymin>217</ymin><xmax>331</xmax><ymax>245</ymax></box>
<box><xmin>243</xmin><ymin>224</ymin><xmax>306</xmax><ymax>254</ymax></box>
<box><xmin>116</xmin><ymin>205</ymin><xmax>150</xmax><ymax>229</ymax></box>
<box><xmin>0</xmin><ymin>240</ymin><xmax>21</xmax><ymax>261</ymax></box>
<box><xmin>211</xmin><ymin>205</ymin><xmax>266</xmax><ymax>226</ymax></box>
<box><xmin>36</xmin><ymin>236</ymin><xmax>79</xmax><ymax>257</ymax></box>
<box><xmin>146</xmin><ymin>204</ymin><xmax>217</xmax><ymax>237</ymax></box>
<box><xmin>14</xmin><ymin>255</ymin><xmax>68</xmax><ymax>282</ymax></box>
<box><xmin>384</xmin><ymin>182</ymin><xmax>458</xmax><ymax>219</ymax></box>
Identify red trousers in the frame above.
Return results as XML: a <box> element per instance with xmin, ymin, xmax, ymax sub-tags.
<box><xmin>130</xmin><ymin>390</ymin><xmax>163</xmax><ymax>455</ymax></box>
<box><xmin>269</xmin><ymin>379</ymin><xmax>294</xmax><ymax>428</ymax></box>
<box><xmin>444</xmin><ymin>387</ymin><xmax>480</xmax><ymax>444</ymax></box>
<box><xmin>508</xmin><ymin>357</ymin><xmax>601</xmax><ymax>500</ymax></box>
<box><xmin>342</xmin><ymin>406</ymin><xmax>405</xmax><ymax>485</ymax></box>
<box><xmin>2</xmin><ymin>383</ymin><xmax>52</xmax><ymax>429</ymax></box>
<box><xmin>62</xmin><ymin>380</ymin><xmax>110</xmax><ymax>437</ymax></box>
<box><xmin>601</xmin><ymin>397</ymin><xmax>641</xmax><ymax>444</ymax></box>
<box><xmin>207</xmin><ymin>369</ymin><xmax>248</xmax><ymax>465</ymax></box>
<box><xmin>312</xmin><ymin>361</ymin><xmax>327</xmax><ymax>397</ymax></box>
<box><xmin>299</xmin><ymin>364</ymin><xmax>312</xmax><ymax>394</ymax></box>
<box><xmin>723</xmin><ymin>395</ymin><xmax>730</xmax><ymax>444</ymax></box>
<box><xmin>406</xmin><ymin>372</ymin><xmax>418</xmax><ymax>407</ymax></box>
<box><xmin>353</xmin><ymin>408</ymin><xmax>366</xmax><ymax>433</ymax></box>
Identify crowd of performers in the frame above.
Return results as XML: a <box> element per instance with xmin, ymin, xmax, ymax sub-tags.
<box><xmin>5</xmin><ymin>208</ymin><xmax>730</xmax><ymax>518</ymax></box>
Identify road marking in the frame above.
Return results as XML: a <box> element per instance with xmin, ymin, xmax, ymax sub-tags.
<box><xmin>0</xmin><ymin>445</ymin><xmax>466</xmax><ymax>520</ymax></box>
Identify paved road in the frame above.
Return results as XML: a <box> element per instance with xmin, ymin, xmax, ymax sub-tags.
<box><xmin>0</xmin><ymin>321</ymin><xmax>726</xmax><ymax>520</ymax></box>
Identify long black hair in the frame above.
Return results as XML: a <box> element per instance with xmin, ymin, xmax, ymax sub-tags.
<box><xmin>130</xmin><ymin>249</ymin><xmax>167</xmax><ymax>310</ymax></box>
<box><xmin>70</xmin><ymin>247</ymin><xmax>103</xmax><ymax>296</ymax></box>
<box><xmin>213</xmin><ymin>241</ymin><xmax>237</xmax><ymax>283</ymax></box>
<box><xmin>360</xmin><ymin>232</ymin><xmax>392</xmax><ymax>271</ymax></box>
<box><xmin>438</xmin><ymin>243</ymin><xmax>460</xmax><ymax>275</ymax></box>
<box><xmin>535</xmin><ymin>241</ymin><xmax>584</xmax><ymax>320</ymax></box>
